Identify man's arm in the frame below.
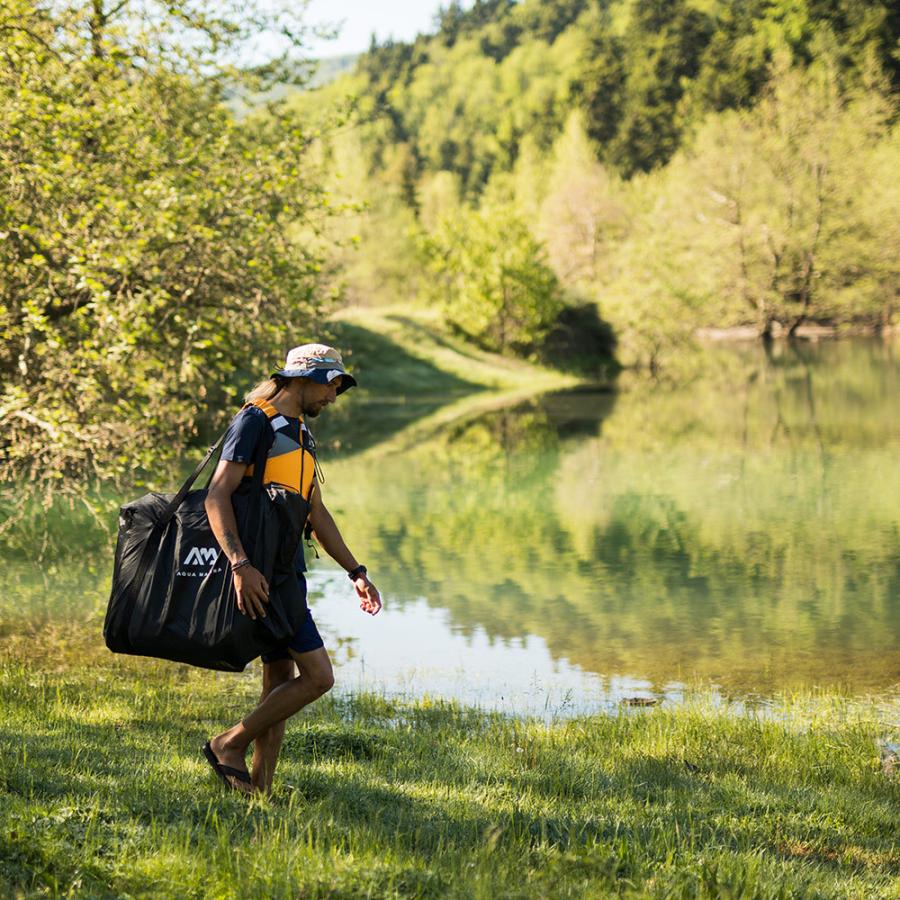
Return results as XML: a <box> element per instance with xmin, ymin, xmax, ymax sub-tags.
<box><xmin>307</xmin><ymin>484</ymin><xmax>382</xmax><ymax>616</ymax></box>
<box><xmin>205</xmin><ymin>459</ymin><xmax>270</xmax><ymax>620</ymax></box>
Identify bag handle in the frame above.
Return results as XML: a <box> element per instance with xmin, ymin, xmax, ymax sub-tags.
<box><xmin>158</xmin><ymin>433</ymin><xmax>226</xmax><ymax>525</ymax></box>
<box><xmin>159</xmin><ymin>400</ymin><xmax>276</xmax><ymax>526</ymax></box>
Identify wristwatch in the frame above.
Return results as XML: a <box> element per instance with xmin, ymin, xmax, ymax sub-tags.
<box><xmin>347</xmin><ymin>565</ymin><xmax>367</xmax><ymax>581</ymax></box>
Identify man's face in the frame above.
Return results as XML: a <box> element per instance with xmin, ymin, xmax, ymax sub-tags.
<box><xmin>300</xmin><ymin>376</ymin><xmax>342</xmax><ymax>417</ymax></box>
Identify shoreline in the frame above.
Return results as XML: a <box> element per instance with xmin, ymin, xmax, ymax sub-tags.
<box><xmin>696</xmin><ymin>323</ymin><xmax>898</xmax><ymax>342</ymax></box>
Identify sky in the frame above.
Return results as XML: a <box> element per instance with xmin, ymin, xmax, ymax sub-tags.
<box><xmin>262</xmin><ymin>0</ymin><xmax>473</xmax><ymax>60</ymax></box>
<box><xmin>303</xmin><ymin>0</ymin><xmax>456</xmax><ymax>57</ymax></box>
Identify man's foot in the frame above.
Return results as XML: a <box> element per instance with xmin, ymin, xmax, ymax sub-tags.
<box><xmin>205</xmin><ymin>736</ymin><xmax>253</xmax><ymax>794</ymax></box>
<box><xmin>251</xmin><ymin>776</ymin><xmax>274</xmax><ymax>796</ymax></box>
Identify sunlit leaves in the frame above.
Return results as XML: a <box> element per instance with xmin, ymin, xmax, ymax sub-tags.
<box><xmin>421</xmin><ymin>203</ymin><xmax>563</xmax><ymax>354</ymax></box>
<box><xmin>0</xmin><ymin>0</ymin><xmax>336</xmax><ymax>505</ymax></box>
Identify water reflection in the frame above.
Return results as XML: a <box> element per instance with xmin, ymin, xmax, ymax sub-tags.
<box><xmin>309</xmin><ymin>570</ymin><xmax>680</xmax><ymax>719</ymax></box>
<box><xmin>2</xmin><ymin>338</ymin><xmax>899</xmax><ymax>709</ymax></box>
<box><xmin>318</xmin><ymin>338</ymin><xmax>900</xmax><ymax>697</ymax></box>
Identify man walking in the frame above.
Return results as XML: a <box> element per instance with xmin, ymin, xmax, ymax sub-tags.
<box><xmin>202</xmin><ymin>344</ymin><xmax>381</xmax><ymax>794</ymax></box>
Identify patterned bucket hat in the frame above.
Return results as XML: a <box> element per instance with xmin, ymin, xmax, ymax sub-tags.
<box><xmin>272</xmin><ymin>343</ymin><xmax>357</xmax><ymax>394</ymax></box>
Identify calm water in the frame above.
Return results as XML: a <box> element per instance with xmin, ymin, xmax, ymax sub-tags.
<box><xmin>4</xmin><ymin>339</ymin><xmax>900</xmax><ymax>715</ymax></box>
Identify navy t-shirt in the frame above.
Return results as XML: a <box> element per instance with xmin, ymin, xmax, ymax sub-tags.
<box><xmin>221</xmin><ymin>405</ymin><xmax>312</xmax><ymax>575</ymax></box>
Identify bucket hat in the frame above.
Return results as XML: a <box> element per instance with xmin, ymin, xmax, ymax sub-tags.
<box><xmin>273</xmin><ymin>343</ymin><xmax>357</xmax><ymax>394</ymax></box>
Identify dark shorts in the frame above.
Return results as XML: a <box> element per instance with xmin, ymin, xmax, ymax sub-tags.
<box><xmin>260</xmin><ymin>577</ymin><xmax>324</xmax><ymax>663</ymax></box>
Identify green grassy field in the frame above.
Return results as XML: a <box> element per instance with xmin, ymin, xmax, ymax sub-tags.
<box><xmin>1</xmin><ymin>631</ymin><xmax>898</xmax><ymax>899</ymax></box>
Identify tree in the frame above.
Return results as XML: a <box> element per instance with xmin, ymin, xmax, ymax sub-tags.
<box><xmin>683</xmin><ymin>52</ymin><xmax>897</xmax><ymax>336</ymax></box>
<box><xmin>581</xmin><ymin>0</ymin><xmax>714</xmax><ymax>175</ymax></box>
<box><xmin>595</xmin><ymin>48</ymin><xmax>898</xmax><ymax>367</ymax></box>
<box><xmin>536</xmin><ymin>111</ymin><xmax>627</xmax><ymax>288</ymax></box>
<box><xmin>0</xmin><ymin>0</ymin><xmax>335</xmax><ymax>508</ymax></box>
<box><xmin>421</xmin><ymin>203</ymin><xmax>563</xmax><ymax>353</ymax></box>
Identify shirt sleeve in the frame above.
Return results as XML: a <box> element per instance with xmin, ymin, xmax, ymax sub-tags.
<box><xmin>220</xmin><ymin>406</ymin><xmax>267</xmax><ymax>465</ymax></box>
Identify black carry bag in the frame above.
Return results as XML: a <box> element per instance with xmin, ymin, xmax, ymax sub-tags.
<box><xmin>103</xmin><ymin>405</ymin><xmax>310</xmax><ymax>671</ymax></box>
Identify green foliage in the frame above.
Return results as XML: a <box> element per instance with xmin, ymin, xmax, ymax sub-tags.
<box><xmin>0</xmin><ymin>1</ymin><xmax>337</xmax><ymax>502</ymax></box>
<box><xmin>343</xmin><ymin>0</ymin><xmax>900</xmax><ymax>189</ymax></box>
<box><xmin>597</xmin><ymin>53</ymin><xmax>899</xmax><ymax>363</ymax></box>
<box><xmin>533</xmin><ymin>111</ymin><xmax>628</xmax><ymax>290</ymax></box>
<box><xmin>420</xmin><ymin>202</ymin><xmax>563</xmax><ymax>353</ymax></box>
<box><xmin>347</xmin><ymin>0</ymin><xmax>590</xmax><ymax>197</ymax></box>
<box><xmin>582</xmin><ymin>0</ymin><xmax>715</xmax><ymax>175</ymax></box>
<box><xmin>298</xmin><ymin>0</ymin><xmax>899</xmax><ymax>370</ymax></box>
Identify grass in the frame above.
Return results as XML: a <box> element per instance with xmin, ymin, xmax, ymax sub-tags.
<box><xmin>327</xmin><ymin>305</ymin><xmax>586</xmax><ymax>396</ymax></box>
<box><xmin>314</xmin><ymin>305</ymin><xmax>589</xmax><ymax>456</ymax></box>
<box><xmin>1</xmin><ymin>632</ymin><xmax>898</xmax><ymax>898</ymax></box>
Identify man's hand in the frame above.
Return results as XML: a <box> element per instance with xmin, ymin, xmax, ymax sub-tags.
<box><xmin>234</xmin><ymin>566</ymin><xmax>269</xmax><ymax>619</ymax></box>
<box><xmin>354</xmin><ymin>575</ymin><xmax>382</xmax><ymax>616</ymax></box>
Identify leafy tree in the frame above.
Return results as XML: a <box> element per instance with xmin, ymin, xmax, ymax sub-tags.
<box><xmin>436</xmin><ymin>0</ymin><xmax>517</xmax><ymax>49</ymax></box>
<box><xmin>536</xmin><ymin>111</ymin><xmax>627</xmax><ymax>288</ymax></box>
<box><xmin>421</xmin><ymin>203</ymin><xmax>563</xmax><ymax>353</ymax></box>
<box><xmin>581</xmin><ymin>0</ymin><xmax>715</xmax><ymax>175</ymax></box>
<box><xmin>690</xmin><ymin>0</ymin><xmax>900</xmax><ymax>112</ymax></box>
<box><xmin>683</xmin><ymin>53</ymin><xmax>897</xmax><ymax>337</ymax></box>
<box><xmin>0</xmin><ymin>0</ymin><xmax>335</xmax><ymax>507</ymax></box>
<box><xmin>596</xmin><ymin>49</ymin><xmax>898</xmax><ymax>365</ymax></box>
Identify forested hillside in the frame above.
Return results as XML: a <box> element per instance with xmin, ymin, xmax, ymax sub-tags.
<box><xmin>298</xmin><ymin>0</ymin><xmax>900</xmax><ymax>367</ymax></box>
<box><xmin>1</xmin><ymin>0</ymin><xmax>898</xmax><ymax>508</ymax></box>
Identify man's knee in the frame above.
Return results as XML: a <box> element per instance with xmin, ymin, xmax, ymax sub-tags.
<box><xmin>292</xmin><ymin>649</ymin><xmax>334</xmax><ymax>697</ymax></box>
<box><xmin>299</xmin><ymin>661</ymin><xmax>334</xmax><ymax>697</ymax></box>
<box><xmin>307</xmin><ymin>668</ymin><xmax>334</xmax><ymax>696</ymax></box>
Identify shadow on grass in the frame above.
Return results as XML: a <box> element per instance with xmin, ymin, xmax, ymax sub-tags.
<box><xmin>325</xmin><ymin>321</ymin><xmax>481</xmax><ymax>398</ymax></box>
<box><xmin>3</xmin><ymin>669</ymin><xmax>899</xmax><ymax>896</ymax></box>
<box><xmin>381</xmin><ymin>313</ymin><xmax>491</xmax><ymax>366</ymax></box>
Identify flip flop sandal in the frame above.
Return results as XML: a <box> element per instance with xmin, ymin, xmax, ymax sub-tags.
<box><xmin>203</xmin><ymin>741</ymin><xmax>252</xmax><ymax>792</ymax></box>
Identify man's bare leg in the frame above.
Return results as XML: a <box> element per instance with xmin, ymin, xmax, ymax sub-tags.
<box><xmin>208</xmin><ymin>647</ymin><xmax>334</xmax><ymax>793</ymax></box>
<box><xmin>250</xmin><ymin>658</ymin><xmax>296</xmax><ymax>793</ymax></box>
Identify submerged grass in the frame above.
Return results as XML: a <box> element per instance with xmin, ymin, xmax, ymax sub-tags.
<box><xmin>1</xmin><ymin>635</ymin><xmax>898</xmax><ymax>899</ymax></box>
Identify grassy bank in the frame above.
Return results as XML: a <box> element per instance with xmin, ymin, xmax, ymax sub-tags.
<box><xmin>310</xmin><ymin>304</ymin><xmax>593</xmax><ymax>456</ymax></box>
<box><xmin>1</xmin><ymin>636</ymin><xmax>898</xmax><ymax>898</ymax></box>
<box><xmin>326</xmin><ymin>306</ymin><xmax>588</xmax><ymax>397</ymax></box>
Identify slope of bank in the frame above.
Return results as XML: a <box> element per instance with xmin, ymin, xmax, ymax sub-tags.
<box><xmin>315</xmin><ymin>305</ymin><xmax>595</xmax><ymax>454</ymax></box>
<box><xmin>326</xmin><ymin>305</ymin><xmax>587</xmax><ymax>397</ymax></box>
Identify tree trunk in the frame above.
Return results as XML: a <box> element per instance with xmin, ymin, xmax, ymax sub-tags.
<box><xmin>90</xmin><ymin>0</ymin><xmax>106</xmax><ymax>60</ymax></box>
<box><xmin>787</xmin><ymin>313</ymin><xmax>805</xmax><ymax>338</ymax></box>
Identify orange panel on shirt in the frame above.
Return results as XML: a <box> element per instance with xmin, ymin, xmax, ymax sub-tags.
<box><xmin>247</xmin><ymin>445</ymin><xmax>316</xmax><ymax>497</ymax></box>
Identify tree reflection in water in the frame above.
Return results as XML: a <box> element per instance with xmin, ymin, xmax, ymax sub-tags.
<box><xmin>3</xmin><ymin>339</ymin><xmax>898</xmax><ymax>700</ymax></box>
<box><xmin>325</xmin><ymin>338</ymin><xmax>900</xmax><ymax>695</ymax></box>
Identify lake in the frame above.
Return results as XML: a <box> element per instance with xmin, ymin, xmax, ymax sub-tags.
<box><xmin>3</xmin><ymin>338</ymin><xmax>899</xmax><ymax>717</ymax></box>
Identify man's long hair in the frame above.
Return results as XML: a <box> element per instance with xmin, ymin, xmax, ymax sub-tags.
<box><xmin>244</xmin><ymin>375</ymin><xmax>292</xmax><ymax>404</ymax></box>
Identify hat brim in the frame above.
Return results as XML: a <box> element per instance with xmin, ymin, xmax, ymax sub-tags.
<box><xmin>272</xmin><ymin>367</ymin><xmax>357</xmax><ymax>395</ymax></box>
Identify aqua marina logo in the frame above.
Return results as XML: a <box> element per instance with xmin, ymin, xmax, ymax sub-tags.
<box><xmin>182</xmin><ymin>547</ymin><xmax>219</xmax><ymax>566</ymax></box>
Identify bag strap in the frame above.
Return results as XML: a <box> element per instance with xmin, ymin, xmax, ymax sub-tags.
<box><xmin>158</xmin><ymin>435</ymin><xmax>226</xmax><ymax>524</ymax></box>
<box><xmin>158</xmin><ymin>399</ymin><xmax>278</xmax><ymax>525</ymax></box>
